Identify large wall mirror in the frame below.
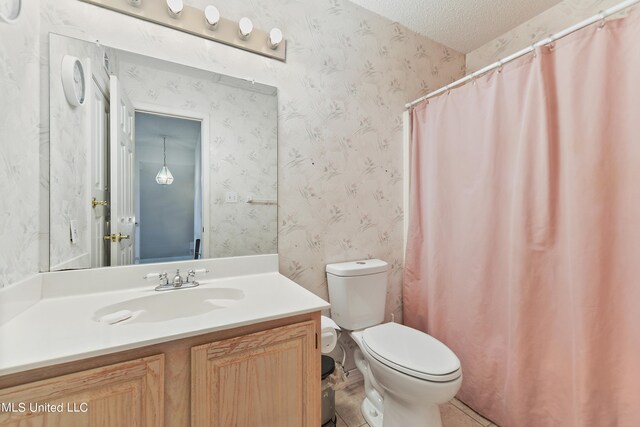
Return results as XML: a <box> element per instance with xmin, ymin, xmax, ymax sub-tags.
<box><xmin>49</xmin><ymin>33</ymin><xmax>278</xmax><ymax>271</ymax></box>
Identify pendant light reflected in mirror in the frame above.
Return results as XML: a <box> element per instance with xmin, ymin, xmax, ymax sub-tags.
<box><xmin>155</xmin><ymin>137</ymin><xmax>174</xmax><ymax>185</ymax></box>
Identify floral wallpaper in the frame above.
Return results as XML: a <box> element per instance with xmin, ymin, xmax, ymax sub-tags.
<box><xmin>3</xmin><ymin>0</ymin><xmax>465</xmax><ymax>332</ymax></box>
<box><xmin>118</xmin><ymin>53</ymin><xmax>278</xmax><ymax>258</ymax></box>
<box><xmin>466</xmin><ymin>0</ymin><xmax>634</xmax><ymax>72</ymax></box>
<box><xmin>206</xmin><ymin>86</ymin><xmax>278</xmax><ymax>258</ymax></box>
<box><xmin>48</xmin><ymin>34</ymin><xmax>115</xmax><ymax>270</ymax></box>
<box><xmin>0</xmin><ymin>0</ymin><xmax>40</xmax><ymax>288</ymax></box>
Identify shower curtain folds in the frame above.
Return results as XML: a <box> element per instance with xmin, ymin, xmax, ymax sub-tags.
<box><xmin>403</xmin><ymin>9</ymin><xmax>640</xmax><ymax>427</ymax></box>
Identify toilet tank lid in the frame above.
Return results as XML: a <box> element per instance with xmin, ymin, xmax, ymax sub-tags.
<box><xmin>326</xmin><ymin>259</ymin><xmax>388</xmax><ymax>277</ymax></box>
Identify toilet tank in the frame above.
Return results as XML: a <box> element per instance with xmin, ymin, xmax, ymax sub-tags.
<box><xmin>326</xmin><ymin>259</ymin><xmax>388</xmax><ymax>330</ymax></box>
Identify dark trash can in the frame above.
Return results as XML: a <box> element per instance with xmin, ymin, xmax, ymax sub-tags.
<box><xmin>321</xmin><ymin>355</ymin><xmax>337</xmax><ymax>427</ymax></box>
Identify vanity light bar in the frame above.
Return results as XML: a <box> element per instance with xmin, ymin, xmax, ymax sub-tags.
<box><xmin>78</xmin><ymin>0</ymin><xmax>287</xmax><ymax>62</ymax></box>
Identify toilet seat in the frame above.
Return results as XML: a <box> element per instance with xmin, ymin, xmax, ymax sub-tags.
<box><xmin>362</xmin><ymin>323</ymin><xmax>461</xmax><ymax>383</ymax></box>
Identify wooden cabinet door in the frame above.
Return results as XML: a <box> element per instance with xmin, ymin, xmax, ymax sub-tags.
<box><xmin>191</xmin><ymin>320</ymin><xmax>320</xmax><ymax>427</ymax></box>
<box><xmin>0</xmin><ymin>355</ymin><xmax>164</xmax><ymax>427</ymax></box>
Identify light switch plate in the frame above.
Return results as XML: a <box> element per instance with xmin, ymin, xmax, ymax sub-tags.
<box><xmin>70</xmin><ymin>220</ymin><xmax>80</xmax><ymax>244</ymax></box>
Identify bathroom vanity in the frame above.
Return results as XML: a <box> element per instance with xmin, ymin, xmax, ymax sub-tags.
<box><xmin>0</xmin><ymin>255</ymin><xmax>329</xmax><ymax>426</ymax></box>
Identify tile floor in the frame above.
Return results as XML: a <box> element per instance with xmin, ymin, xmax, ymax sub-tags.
<box><xmin>334</xmin><ymin>380</ymin><xmax>499</xmax><ymax>427</ymax></box>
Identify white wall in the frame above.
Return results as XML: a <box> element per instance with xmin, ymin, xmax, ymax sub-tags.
<box><xmin>0</xmin><ymin>1</ymin><xmax>39</xmax><ymax>287</ymax></box>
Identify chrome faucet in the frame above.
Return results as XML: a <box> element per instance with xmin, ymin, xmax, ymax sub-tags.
<box><xmin>144</xmin><ymin>268</ymin><xmax>210</xmax><ymax>291</ymax></box>
<box><xmin>173</xmin><ymin>269</ymin><xmax>184</xmax><ymax>287</ymax></box>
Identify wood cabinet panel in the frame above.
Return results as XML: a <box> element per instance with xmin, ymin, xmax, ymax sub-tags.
<box><xmin>0</xmin><ymin>312</ymin><xmax>321</xmax><ymax>427</ymax></box>
<box><xmin>191</xmin><ymin>320</ymin><xmax>319</xmax><ymax>427</ymax></box>
<box><xmin>0</xmin><ymin>355</ymin><xmax>164</xmax><ymax>427</ymax></box>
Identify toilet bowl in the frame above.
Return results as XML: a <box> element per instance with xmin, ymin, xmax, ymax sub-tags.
<box><xmin>351</xmin><ymin>324</ymin><xmax>462</xmax><ymax>427</ymax></box>
<box><xmin>326</xmin><ymin>259</ymin><xmax>462</xmax><ymax>427</ymax></box>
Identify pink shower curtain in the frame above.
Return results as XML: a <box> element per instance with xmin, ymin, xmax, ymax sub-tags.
<box><xmin>404</xmin><ymin>10</ymin><xmax>640</xmax><ymax>427</ymax></box>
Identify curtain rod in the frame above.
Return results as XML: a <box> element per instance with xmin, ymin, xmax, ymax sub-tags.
<box><xmin>405</xmin><ymin>0</ymin><xmax>640</xmax><ymax>110</ymax></box>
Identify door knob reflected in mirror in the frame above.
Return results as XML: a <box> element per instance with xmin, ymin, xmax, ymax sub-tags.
<box><xmin>103</xmin><ymin>233</ymin><xmax>130</xmax><ymax>243</ymax></box>
<box><xmin>91</xmin><ymin>197</ymin><xmax>108</xmax><ymax>208</ymax></box>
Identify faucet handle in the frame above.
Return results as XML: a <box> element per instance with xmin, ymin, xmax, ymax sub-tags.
<box><xmin>144</xmin><ymin>272</ymin><xmax>169</xmax><ymax>288</ymax></box>
<box><xmin>144</xmin><ymin>272</ymin><xmax>168</xmax><ymax>281</ymax></box>
<box><xmin>186</xmin><ymin>268</ymin><xmax>210</xmax><ymax>284</ymax></box>
<box><xmin>159</xmin><ymin>272</ymin><xmax>169</xmax><ymax>286</ymax></box>
<box><xmin>186</xmin><ymin>269</ymin><xmax>195</xmax><ymax>283</ymax></box>
<box><xmin>186</xmin><ymin>268</ymin><xmax>210</xmax><ymax>282</ymax></box>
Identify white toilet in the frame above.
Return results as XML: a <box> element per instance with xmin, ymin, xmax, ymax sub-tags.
<box><xmin>326</xmin><ymin>259</ymin><xmax>462</xmax><ymax>427</ymax></box>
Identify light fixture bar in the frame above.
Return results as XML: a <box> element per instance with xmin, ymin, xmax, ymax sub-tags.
<box><xmin>78</xmin><ymin>0</ymin><xmax>287</xmax><ymax>62</ymax></box>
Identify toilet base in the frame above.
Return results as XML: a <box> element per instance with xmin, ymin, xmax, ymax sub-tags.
<box><xmin>382</xmin><ymin>395</ymin><xmax>442</xmax><ymax>427</ymax></box>
<box><xmin>361</xmin><ymin>396</ymin><xmax>383</xmax><ymax>427</ymax></box>
<box><xmin>361</xmin><ymin>394</ymin><xmax>444</xmax><ymax>427</ymax></box>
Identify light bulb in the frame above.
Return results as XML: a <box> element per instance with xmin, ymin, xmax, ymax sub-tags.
<box><xmin>238</xmin><ymin>17</ymin><xmax>253</xmax><ymax>40</ymax></box>
<box><xmin>204</xmin><ymin>5</ymin><xmax>220</xmax><ymax>29</ymax></box>
<box><xmin>268</xmin><ymin>28</ymin><xmax>283</xmax><ymax>49</ymax></box>
<box><xmin>166</xmin><ymin>0</ymin><xmax>183</xmax><ymax>18</ymax></box>
<box><xmin>155</xmin><ymin>166</ymin><xmax>174</xmax><ymax>185</ymax></box>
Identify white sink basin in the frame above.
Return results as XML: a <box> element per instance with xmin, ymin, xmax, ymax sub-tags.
<box><xmin>93</xmin><ymin>287</ymin><xmax>245</xmax><ymax>324</ymax></box>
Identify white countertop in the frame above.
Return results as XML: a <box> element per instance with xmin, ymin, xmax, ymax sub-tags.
<box><xmin>0</xmin><ymin>269</ymin><xmax>329</xmax><ymax>376</ymax></box>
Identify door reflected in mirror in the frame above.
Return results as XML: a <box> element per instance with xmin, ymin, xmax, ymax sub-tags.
<box><xmin>49</xmin><ymin>33</ymin><xmax>277</xmax><ymax>271</ymax></box>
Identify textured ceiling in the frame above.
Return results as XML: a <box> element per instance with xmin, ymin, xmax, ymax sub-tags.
<box><xmin>348</xmin><ymin>0</ymin><xmax>562</xmax><ymax>53</ymax></box>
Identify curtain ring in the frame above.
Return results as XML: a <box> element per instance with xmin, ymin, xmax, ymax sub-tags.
<box><xmin>497</xmin><ymin>61</ymin><xmax>503</xmax><ymax>73</ymax></box>
<box><xmin>547</xmin><ymin>40</ymin><xmax>555</xmax><ymax>52</ymax></box>
<box><xmin>597</xmin><ymin>12</ymin><xmax>606</xmax><ymax>29</ymax></box>
<box><xmin>531</xmin><ymin>43</ymin><xmax>537</xmax><ymax>58</ymax></box>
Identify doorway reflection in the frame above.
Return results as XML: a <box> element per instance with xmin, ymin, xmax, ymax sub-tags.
<box><xmin>134</xmin><ymin>112</ymin><xmax>203</xmax><ymax>263</ymax></box>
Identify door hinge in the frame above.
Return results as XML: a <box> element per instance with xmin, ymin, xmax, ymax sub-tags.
<box><xmin>315</xmin><ymin>333</ymin><xmax>318</xmax><ymax>349</ymax></box>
